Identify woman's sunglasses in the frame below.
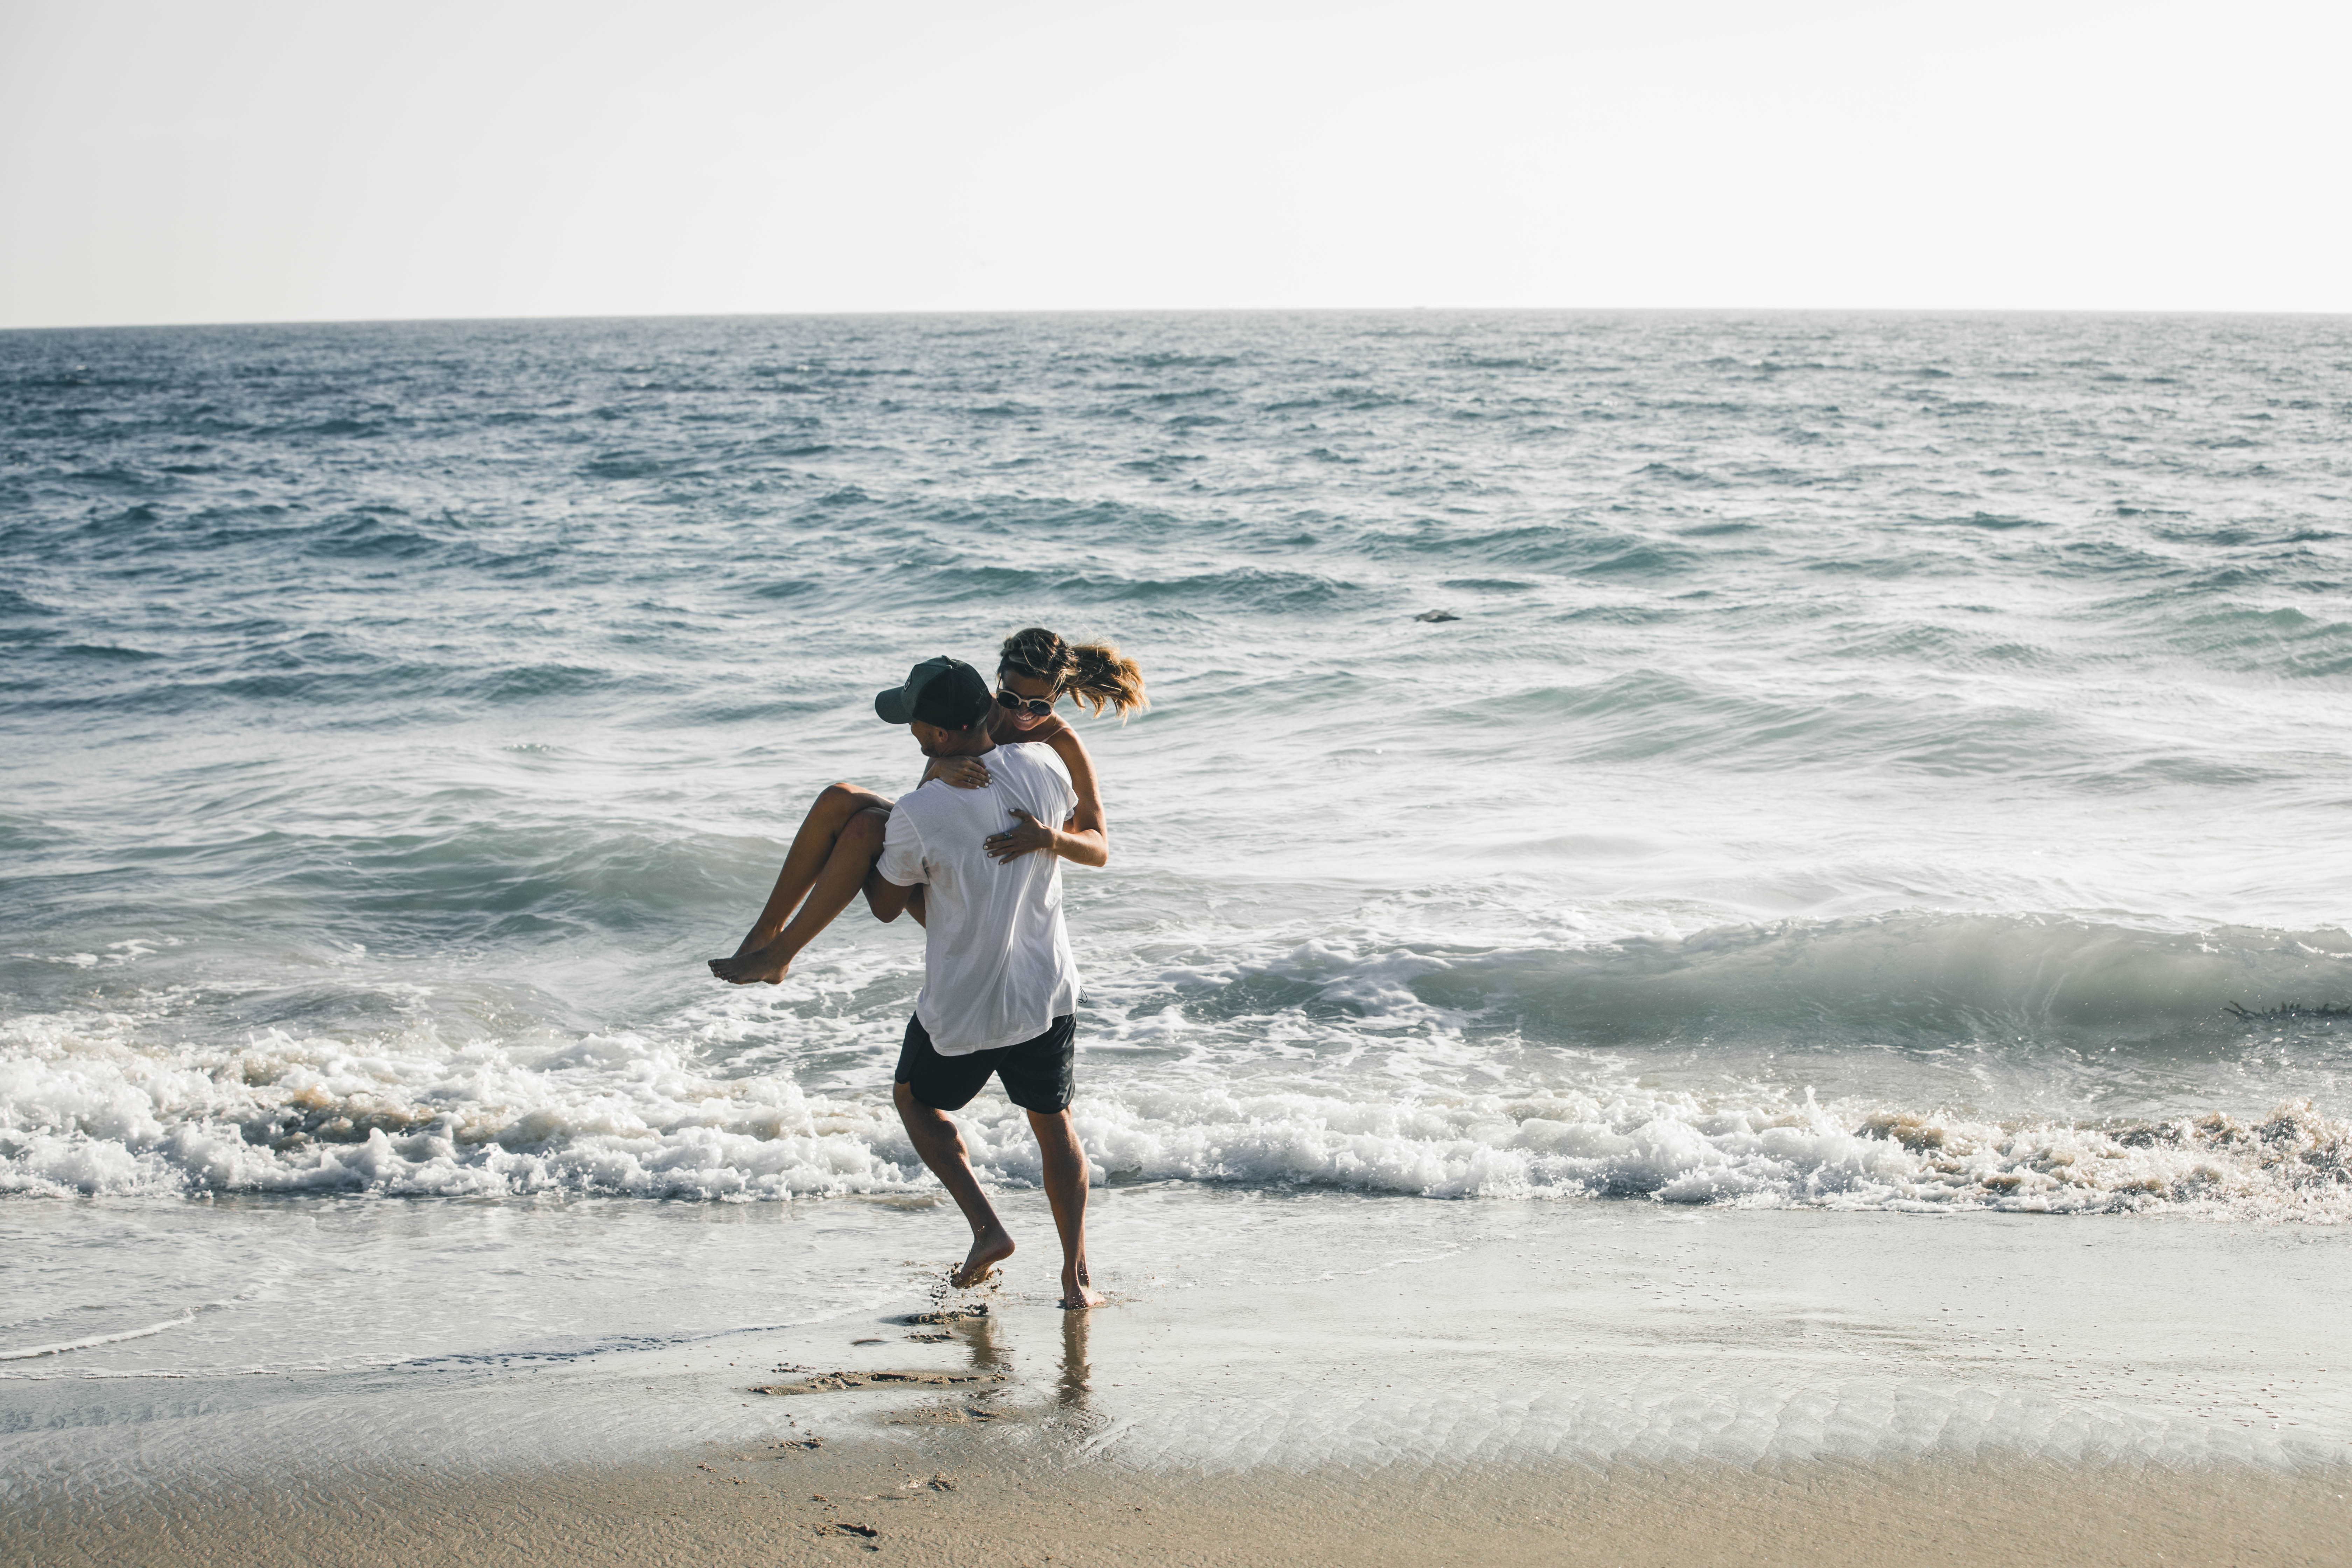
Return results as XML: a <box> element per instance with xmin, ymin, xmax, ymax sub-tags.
<box><xmin>995</xmin><ymin>686</ymin><xmax>1057</xmax><ymax>718</ymax></box>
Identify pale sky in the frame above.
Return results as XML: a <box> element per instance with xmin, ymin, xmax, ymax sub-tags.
<box><xmin>2</xmin><ymin>0</ymin><xmax>2345</xmax><ymax>327</ymax></box>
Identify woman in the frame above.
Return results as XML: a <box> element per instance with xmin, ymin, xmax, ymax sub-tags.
<box><xmin>707</xmin><ymin>628</ymin><xmax>1146</xmax><ymax>985</ymax></box>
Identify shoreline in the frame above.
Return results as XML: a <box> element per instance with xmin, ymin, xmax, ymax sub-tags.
<box><xmin>15</xmin><ymin>1443</ymin><xmax>2352</xmax><ymax>1568</ymax></box>
<box><xmin>8</xmin><ymin>1193</ymin><xmax>2350</xmax><ymax>1564</ymax></box>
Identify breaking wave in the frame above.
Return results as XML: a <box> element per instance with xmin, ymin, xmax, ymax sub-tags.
<box><xmin>5</xmin><ymin>945</ymin><xmax>2348</xmax><ymax>1217</ymax></box>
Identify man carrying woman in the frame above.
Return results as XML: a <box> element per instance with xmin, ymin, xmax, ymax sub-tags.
<box><xmin>707</xmin><ymin>631</ymin><xmax>1145</xmax><ymax>1308</ymax></box>
<box><xmin>706</xmin><ymin>628</ymin><xmax>1142</xmax><ymax>986</ymax></box>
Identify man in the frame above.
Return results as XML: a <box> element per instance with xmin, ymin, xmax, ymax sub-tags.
<box><xmin>862</xmin><ymin>654</ymin><xmax>1103</xmax><ymax>1310</ymax></box>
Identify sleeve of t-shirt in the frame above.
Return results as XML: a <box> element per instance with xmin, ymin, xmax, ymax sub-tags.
<box><xmin>1048</xmin><ymin>751</ymin><xmax>1079</xmax><ymax>823</ymax></box>
<box><xmin>876</xmin><ymin>803</ymin><xmax>927</xmax><ymax>887</ymax></box>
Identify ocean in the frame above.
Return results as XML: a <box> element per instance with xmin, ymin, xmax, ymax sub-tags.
<box><xmin>4</xmin><ymin>312</ymin><xmax>2350</xmax><ymax>1483</ymax></box>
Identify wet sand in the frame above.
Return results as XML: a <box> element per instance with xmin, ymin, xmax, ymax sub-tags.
<box><xmin>7</xmin><ymin>1191</ymin><xmax>2350</xmax><ymax>1565</ymax></box>
<box><xmin>15</xmin><ymin>1443</ymin><xmax>2351</xmax><ymax>1568</ymax></box>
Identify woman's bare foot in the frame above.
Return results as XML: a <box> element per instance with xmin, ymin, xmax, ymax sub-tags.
<box><xmin>1059</xmin><ymin>1261</ymin><xmax>1102</xmax><ymax>1310</ymax></box>
<box><xmin>707</xmin><ymin>943</ymin><xmax>790</xmax><ymax>984</ymax></box>
<box><xmin>952</xmin><ymin>1224</ymin><xmax>1015</xmax><ymax>1288</ymax></box>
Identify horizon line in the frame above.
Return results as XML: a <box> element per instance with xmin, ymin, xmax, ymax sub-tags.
<box><xmin>7</xmin><ymin>303</ymin><xmax>2352</xmax><ymax>335</ymax></box>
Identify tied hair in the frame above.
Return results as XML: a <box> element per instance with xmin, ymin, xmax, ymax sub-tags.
<box><xmin>999</xmin><ymin>627</ymin><xmax>1149</xmax><ymax>721</ymax></box>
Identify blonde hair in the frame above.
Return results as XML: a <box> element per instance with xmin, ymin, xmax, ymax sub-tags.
<box><xmin>999</xmin><ymin>627</ymin><xmax>1148</xmax><ymax>720</ymax></box>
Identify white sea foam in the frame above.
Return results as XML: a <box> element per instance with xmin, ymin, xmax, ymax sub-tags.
<box><xmin>5</xmin><ymin>982</ymin><xmax>2345</xmax><ymax>1217</ymax></box>
<box><xmin>0</xmin><ymin>1005</ymin><xmax>920</xmax><ymax>1202</ymax></box>
<box><xmin>0</xmin><ymin>1313</ymin><xmax>196</xmax><ymax>1362</ymax></box>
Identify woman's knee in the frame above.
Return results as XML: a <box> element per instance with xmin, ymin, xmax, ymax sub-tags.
<box><xmin>812</xmin><ymin>782</ymin><xmax>886</xmax><ymax>826</ymax></box>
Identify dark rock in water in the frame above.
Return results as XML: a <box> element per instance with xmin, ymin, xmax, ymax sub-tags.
<box><xmin>1415</xmin><ymin>609</ymin><xmax>1461</xmax><ymax>623</ymax></box>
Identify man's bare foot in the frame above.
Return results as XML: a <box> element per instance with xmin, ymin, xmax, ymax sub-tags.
<box><xmin>952</xmin><ymin>1225</ymin><xmax>1015</xmax><ymax>1288</ymax></box>
<box><xmin>1059</xmin><ymin>1263</ymin><xmax>1102</xmax><ymax>1310</ymax></box>
<box><xmin>707</xmin><ymin>943</ymin><xmax>790</xmax><ymax>984</ymax></box>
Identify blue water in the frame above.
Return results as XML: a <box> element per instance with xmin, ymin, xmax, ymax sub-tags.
<box><xmin>4</xmin><ymin>310</ymin><xmax>2350</xmax><ymax>1215</ymax></box>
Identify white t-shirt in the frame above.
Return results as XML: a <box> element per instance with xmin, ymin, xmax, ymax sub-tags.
<box><xmin>876</xmin><ymin>742</ymin><xmax>1081</xmax><ymax>1056</ymax></box>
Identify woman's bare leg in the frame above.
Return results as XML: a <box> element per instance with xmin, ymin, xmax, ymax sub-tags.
<box><xmin>723</xmin><ymin>783</ymin><xmax>889</xmax><ymax>954</ymax></box>
<box><xmin>710</xmin><ymin>805</ymin><xmax>910</xmax><ymax>983</ymax></box>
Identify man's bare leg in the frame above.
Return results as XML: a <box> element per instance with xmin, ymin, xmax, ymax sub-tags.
<box><xmin>1029</xmin><ymin>1107</ymin><xmax>1102</xmax><ymax>1309</ymax></box>
<box><xmin>710</xmin><ymin>806</ymin><xmax>893</xmax><ymax>983</ymax></box>
<box><xmin>894</xmin><ymin>1082</ymin><xmax>1016</xmax><ymax>1288</ymax></box>
<box><xmin>720</xmin><ymin>784</ymin><xmax>891</xmax><ymax>960</ymax></box>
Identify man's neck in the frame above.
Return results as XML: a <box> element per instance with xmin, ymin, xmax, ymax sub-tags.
<box><xmin>941</xmin><ymin>730</ymin><xmax>996</xmax><ymax>760</ymax></box>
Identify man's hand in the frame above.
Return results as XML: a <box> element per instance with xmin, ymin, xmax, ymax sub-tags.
<box><xmin>923</xmin><ymin>756</ymin><xmax>992</xmax><ymax>790</ymax></box>
<box><xmin>983</xmin><ymin>807</ymin><xmax>1057</xmax><ymax>862</ymax></box>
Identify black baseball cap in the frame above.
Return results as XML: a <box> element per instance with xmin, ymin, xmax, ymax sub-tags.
<box><xmin>875</xmin><ymin>655</ymin><xmax>992</xmax><ymax>728</ymax></box>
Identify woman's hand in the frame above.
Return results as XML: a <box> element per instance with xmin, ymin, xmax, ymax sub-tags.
<box><xmin>983</xmin><ymin>807</ymin><xmax>1057</xmax><ymax>862</ymax></box>
<box><xmin>924</xmin><ymin>756</ymin><xmax>992</xmax><ymax>790</ymax></box>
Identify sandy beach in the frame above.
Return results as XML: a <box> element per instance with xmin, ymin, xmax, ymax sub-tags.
<box><xmin>19</xmin><ymin>1445</ymin><xmax>2352</xmax><ymax>1568</ymax></box>
<box><xmin>8</xmin><ymin>1189</ymin><xmax>2348</xmax><ymax>1565</ymax></box>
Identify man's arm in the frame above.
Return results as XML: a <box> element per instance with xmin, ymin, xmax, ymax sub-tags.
<box><xmin>868</xmin><ymin>806</ymin><xmax>929</xmax><ymax>923</ymax></box>
<box><xmin>864</xmin><ymin>867</ymin><xmax>919</xmax><ymax>923</ymax></box>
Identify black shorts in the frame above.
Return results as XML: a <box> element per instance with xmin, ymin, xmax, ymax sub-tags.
<box><xmin>895</xmin><ymin>1012</ymin><xmax>1075</xmax><ymax>1114</ymax></box>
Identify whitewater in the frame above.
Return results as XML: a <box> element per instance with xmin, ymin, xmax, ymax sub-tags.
<box><xmin>4</xmin><ymin>310</ymin><xmax>2350</xmax><ymax>1222</ymax></box>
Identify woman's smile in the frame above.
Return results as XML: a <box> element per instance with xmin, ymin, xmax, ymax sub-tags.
<box><xmin>996</xmin><ymin>668</ymin><xmax>1060</xmax><ymax>730</ymax></box>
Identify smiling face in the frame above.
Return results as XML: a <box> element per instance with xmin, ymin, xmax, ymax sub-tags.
<box><xmin>995</xmin><ymin>667</ymin><xmax>1059</xmax><ymax>733</ymax></box>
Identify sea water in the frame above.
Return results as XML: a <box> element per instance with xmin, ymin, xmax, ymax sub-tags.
<box><xmin>3</xmin><ymin>312</ymin><xmax>2350</xmax><ymax>1470</ymax></box>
